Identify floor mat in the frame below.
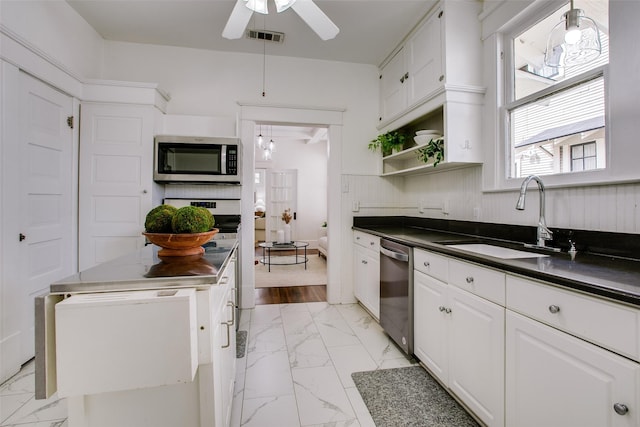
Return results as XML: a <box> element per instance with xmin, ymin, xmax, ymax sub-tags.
<box><xmin>236</xmin><ymin>330</ymin><xmax>247</xmax><ymax>358</ymax></box>
<box><xmin>351</xmin><ymin>366</ymin><xmax>479</xmax><ymax>427</ymax></box>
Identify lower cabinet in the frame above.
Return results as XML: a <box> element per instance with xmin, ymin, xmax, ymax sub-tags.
<box><xmin>414</xmin><ymin>269</ymin><xmax>505</xmax><ymax>427</ymax></box>
<box><xmin>353</xmin><ymin>231</ymin><xmax>380</xmax><ymax>319</ymax></box>
<box><xmin>506</xmin><ymin>310</ymin><xmax>640</xmax><ymax>427</ymax></box>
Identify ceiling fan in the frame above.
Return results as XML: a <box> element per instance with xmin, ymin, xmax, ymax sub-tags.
<box><xmin>222</xmin><ymin>0</ymin><xmax>339</xmax><ymax>41</ymax></box>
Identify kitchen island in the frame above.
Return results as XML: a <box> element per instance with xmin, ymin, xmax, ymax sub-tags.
<box><xmin>35</xmin><ymin>239</ymin><xmax>238</xmax><ymax>427</ymax></box>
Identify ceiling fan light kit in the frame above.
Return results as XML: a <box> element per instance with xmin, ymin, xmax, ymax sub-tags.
<box><xmin>223</xmin><ymin>0</ymin><xmax>339</xmax><ymax>41</ymax></box>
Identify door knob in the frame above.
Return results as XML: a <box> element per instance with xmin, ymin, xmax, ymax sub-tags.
<box><xmin>613</xmin><ymin>403</ymin><xmax>629</xmax><ymax>415</ymax></box>
<box><xmin>548</xmin><ymin>305</ymin><xmax>561</xmax><ymax>314</ymax></box>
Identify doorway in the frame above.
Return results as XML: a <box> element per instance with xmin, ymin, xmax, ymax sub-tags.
<box><xmin>253</xmin><ymin>125</ymin><xmax>328</xmax><ymax>300</ymax></box>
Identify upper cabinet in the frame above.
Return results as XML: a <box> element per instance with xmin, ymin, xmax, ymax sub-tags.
<box><xmin>377</xmin><ymin>0</ymin><xmax>485</xmax><ymax>176</ymax></box>
<box><xmin>380</xmin><ymin>9</ymin><xmax>442</xmax><ymax>122</ymax></box>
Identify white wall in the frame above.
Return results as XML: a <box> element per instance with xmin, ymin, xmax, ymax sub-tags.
<box><xmin>0</xmin><ymin>0</ymin><xmax>103</xmax><ymax>81</ymax></box>
<box><xmin>101</xmin><ymin>41</ymin><xmax>380</xmax><ymax>176</ymax></box>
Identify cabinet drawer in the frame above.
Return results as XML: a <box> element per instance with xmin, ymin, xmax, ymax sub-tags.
<box><xmin>507</xmin><ymin>275</ymin><xmax>640</xmax><ymax>362</ymax></box>
<box><xmin>353</xmin><ymin>230</ymin><xmax>380</xmax><ymax>252</ymax></box>
<box><xmin>414</xmin><ymin>248</ymin><xmax>448</xmax><ymax>282</ymax></box>
<box><xmin>449</xmin><ymin>259</ymin><xmax>506</xmax><ymax>306</ymax></box>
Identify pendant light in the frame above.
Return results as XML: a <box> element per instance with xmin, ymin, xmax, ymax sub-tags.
<box><xmin>268</xmin><ymin>125</ymin><xmax>276</xmax><ymax>152</ymax></box>
<box><xmin>256</xmin><ymin>124</ymin><xmax>264</xmax><ymax>148</ymax></box>
<box><xmin>544</xmin><ymin>0</ymin><xmax>601</xmax><ymax>68</ymax></box>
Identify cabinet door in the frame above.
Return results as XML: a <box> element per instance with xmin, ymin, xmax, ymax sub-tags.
<box><xmin>406</xmin><ymin>8</ymin><xmax>442</xmax><ymax>106</ymax></box>
<box><xmin>353</xmin><ymin>245</ymin><xmax>379</xmax><ymax>319</ymax></box>
<box><xmin>365</xmin><ymin>251</ymin><xmax>380</xmax><ymax>319</ymax></box>
<box><xmin>379</xmin><ymin>48</ymin><xmax>407</xmax><ymax>123</ymax></box>
<box><xmin>448</xmin><ymin>286</ymin><xmax>505</xmax><ymax>427</ymax></box>
<box><xmin>413</xmin><ymin>270</ymin><xmax>448</xmax><ymax>382</ymax></box>
<box><xmin>506</xmin><ymin>311</ymin><xmax>640</xmax><ymax>427</ymax></box>
<box><xmin>78</xmin><ymin>103</ymin><xmax>154</xmax><ymax>270</ymax></box>
<box><xmin>220</xmin><ymin>282</ymin><xmax>237</xmax><ymax>427</ymax></box>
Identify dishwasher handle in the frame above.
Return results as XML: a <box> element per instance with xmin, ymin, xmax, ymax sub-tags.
<box><xmin>380</xmin><ymin>246</ymin><xmax>409</xmax><ymax>262</ymax></box>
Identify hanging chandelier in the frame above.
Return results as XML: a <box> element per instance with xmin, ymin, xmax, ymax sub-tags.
<box><xmin>544</xmin><ymin>0</ymin><xmax>601</xmax><ymax>68</ymax></box>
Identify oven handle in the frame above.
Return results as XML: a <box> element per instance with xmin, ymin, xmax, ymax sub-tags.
<box><xmin>380</xmin><ymin>246</ymin><xmax>409</xmax><ymax>262</ymax></box>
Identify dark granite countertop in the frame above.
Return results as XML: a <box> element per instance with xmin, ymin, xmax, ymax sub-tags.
<box><xmin>51</xmin><ymin>239</ymin><xmax>238</xmax><ymax>294</ymax></box>
<box><xmin>353</xmin><ymin>218</ymin><xmax>640</xmax><ymax>307</ymax></box>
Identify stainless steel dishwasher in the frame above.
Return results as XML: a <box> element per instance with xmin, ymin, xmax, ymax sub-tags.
<box><xmin>379</xmin><ymin>238</ymin><xmax>413</xmax><ymax>355</ymax></box>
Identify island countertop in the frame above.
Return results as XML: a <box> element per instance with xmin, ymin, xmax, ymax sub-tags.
<box><xmin>50</xmin><ymin>239</ymin><xmax>238</xmax><ymax>295</ymax></box>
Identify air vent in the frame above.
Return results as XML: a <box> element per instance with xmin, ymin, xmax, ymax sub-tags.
<box><xmin>246</xmin><ymin>29</ymin><xmax>285</xmax><ymax>43</ymax></box>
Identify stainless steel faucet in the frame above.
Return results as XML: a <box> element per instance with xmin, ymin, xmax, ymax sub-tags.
<box><xmin>516</xmin><ymin>175</ymin><xmax>553</xmax><ymax>248</ymax></box>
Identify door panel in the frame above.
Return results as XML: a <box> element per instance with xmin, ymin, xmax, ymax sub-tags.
<box><xmin>79</xmin><ymin>103</ymin><xmax>153</xmax><ymax>270</ymax></box>
<box><xmin>265</xmin><ymin>169</ymin><xmax>297</xmax><ymax>242</ymax></box>
<box><xmin>19</xmin><ymin>72</ymin><xmax>74</xmax><ymax>363</ymax></box>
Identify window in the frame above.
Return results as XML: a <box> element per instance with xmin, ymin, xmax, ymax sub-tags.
<box><xmin>571</xmin><ymin>141</ymin><xmax>598</xmax><ymax>171</ymax></box>
<box><xmin>506</xmin><ymin>0</ymin><xmax>609</xmax><ymax>179</ymax></box>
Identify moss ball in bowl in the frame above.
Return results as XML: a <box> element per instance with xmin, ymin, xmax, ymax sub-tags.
<box><xmin>144</xmin><ymin>205</ymin><xmax>178</xmax><ymax>233</ymax></box>
<box><xmin>171</xmin><ymin>206</ymin><xmax>215</xmax><ymax>234</ymax></box>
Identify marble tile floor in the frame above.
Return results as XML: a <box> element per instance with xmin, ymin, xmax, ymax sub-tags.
<box><xmin>1</xmin><ymin>302</ymin><xmax>416</xmax><ymax>427</ymax></box>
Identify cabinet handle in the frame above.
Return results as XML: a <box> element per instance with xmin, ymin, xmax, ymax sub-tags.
<box><xmin>221</xmin><ymin>321</ymin><xmax>231</xmax><ymax>348</ymax></box>
<box><xmin>439</xmin><ymin>306</ymin><xmax>446</xmax><ymax>312</ymax></box>
<box><xmin>362</xmin><ymin>260</ymin><xmax>368</xmax><ymax>265</ymax></box>
<box><xmin>439</xmin><ymin>75</ymin><xmax>444</xmax><ymax>82</ymax></box>
<box><xmin>465</xmin><ymin>276</ymin><xmax>474</xmax><ymax>284</ymax></box>
<box><xmin>423</xmin><ymin>261</ymin><xmax>430</xmax><ymax>268</ymax></box>
<box><xmin>613</xmin><ymin>403</ymin><xmax>629</xmax><ymax>415</ymax></box>
<box><xmin>356</xmin><ymin>236</ymin><xmax>360</xmax><ymax>240</ymax></box>
<box><xmin>404</xmin><ymin>72</ymin><xmax>409</xmax><ymax>80</ymax></box>
<box><xmin>400</xmin><ymin>75</ymin><xmax>405</xmax><ymax>83</ymax></box>
<box><xmin>444</xmin><ymin>308</ymin><xmax>452</xmax><ymax>314</ymax></box>
<box><xmin>227</xmin><ymin>301</ymin><xmax>235</xmax><ymax>325</ymax></box>
<box><xmin>370</xmin><ymin>241</ymin><xmax>375</xmax><ymax>246</ymax></box>
<box><xmin>548</xmin><ymin>305</ymin><xmax>561</xmax><ymax>314</ymax></box>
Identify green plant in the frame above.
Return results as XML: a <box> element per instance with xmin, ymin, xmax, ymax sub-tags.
<box><xmin>170</xmin><ymin>206</ymin><xmax>215</xmax><ymax>233</ymax></box>
<box><xmin>368</xmin><ymin>131</ymin><xmax>407</xmax><ymax>156</ymax></box>
<box><xmin>144</xmin><ymin>205</ymin><xmax>178</xmax><ymax>233</ymax></box>
<box><xmin>416</xmin><ymin>137</ymin><xmax>445</xmax><ymax>167</ymax></box>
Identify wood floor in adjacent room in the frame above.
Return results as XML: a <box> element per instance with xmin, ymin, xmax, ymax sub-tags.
<box><xmin>255</xmin><ymin>285</ymin><xmax>327</xmax><ymax>305</ymax></box>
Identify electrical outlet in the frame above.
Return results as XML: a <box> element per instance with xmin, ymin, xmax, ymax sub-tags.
<box><xmin>473</xmin><ymin>206</ymin><xmax>481</xmax><ymax>220</ymax></box>
<box><xmin>341</xmin><ymin>178</ymin><xmax>349</xmax><ymax>193</ymax></box>
<box><xmin>442</xmin><ymin>199</ymin><xmax>450</xmax><ymax>215</ymax></box>
<box><xmin>418</xmin><ymin>201</ymin><xmax>424</xmax><ymax>214</ymax></box>
<box><xmin>352</xmin><ymin>201</ymin><xmax>360</xmax><ymax>212</ymax></box>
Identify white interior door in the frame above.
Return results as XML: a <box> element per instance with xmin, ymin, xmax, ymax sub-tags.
<box><xmin>3</xmin><ymin>72</ymin><xmax>75</xmax><ymax>374</ymax></box>
<box><xmin>78</xmin><ymin>103</ymin><xmax>154</xmax><ymax>270</ymax></box>
<box><xmin>265</xmin><ymin>169</ymin><xmax>297</xmax><ymax>242</ymax></box>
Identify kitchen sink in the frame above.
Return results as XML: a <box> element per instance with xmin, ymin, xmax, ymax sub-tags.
<box><xmin>447</xmin><ymin>243</ymin><xmax>549</xmax><ymax>259</ymax></box>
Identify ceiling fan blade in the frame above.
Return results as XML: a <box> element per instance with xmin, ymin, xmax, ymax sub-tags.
<box><xmin>222</xmin><ymin>0</ymin><xmax>254</xmax><ymax>39</ymax></box>
<box><xmin>290</xmin><ymin>0</ymin><xmax>339</xmax><ymax>41</ymax></box>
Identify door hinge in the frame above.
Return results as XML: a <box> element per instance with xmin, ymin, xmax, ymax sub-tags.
<box><xmin>67</xmin><ymin>116</ymin><xmax>74</xmax><ymax>129</ymax></box>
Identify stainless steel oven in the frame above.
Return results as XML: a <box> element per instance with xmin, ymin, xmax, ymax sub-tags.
<box><xmin>154</xmin><ymin>135</ymin><xmax>241</xmax><ymax>184</ymax></box>
<box><xmin>379</xmin><ymin>238</ymin><xmax>413</xmax><ymax>355</ymax></box>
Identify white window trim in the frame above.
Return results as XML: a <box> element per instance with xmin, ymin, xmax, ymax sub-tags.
<box><xmin>486</xmin><ymin>0</ymin><xmax>634</xmax><ymax>193</ymax></box>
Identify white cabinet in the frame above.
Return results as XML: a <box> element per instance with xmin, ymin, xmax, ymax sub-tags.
<box><xmin>377</xmin><ymin>0</ymin><xmax>484</xmax><ymax>177</ymax></box>
<box><xmin>353</xmin><ymin>231</ymin><xmax>380</xmax><ymax>319</ymax></box>
<box><xmin>413</xmin><ymin>249</ymin><xmax>505</xmax><ymax>427</ymax></box>
<box><xmin>78</xmin><ymin>81</ymin><xmax>168</xmax><ymax>270</ymax></box>
<box><xmin>506</xmin><ymin>310</ymin><xmax>640</xmax><ymax>427</ymax></box>
<box><xmin>379</xmin><ymin>10</ymin><xmax>442</xmax><ymax>122</ymax></box>
<box><xmin>505</xmin><ymin>275</ymin><xmax>640</xmax><ymax>427</ymax></box>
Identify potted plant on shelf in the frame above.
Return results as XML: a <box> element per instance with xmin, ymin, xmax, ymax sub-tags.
<box><xmin>368</xmin><ymin>131</ymin><xmax>407</xmax><ymax>156</ymax></box>
<box><xmin>416</xmin><ymin>136</ymin><xmax>445</xmax><ymax>167</ymax></box>
<box><xmin>142</xmin><ymin>205</ymin><xmax>217</xmax><ymax>256</ymax></box>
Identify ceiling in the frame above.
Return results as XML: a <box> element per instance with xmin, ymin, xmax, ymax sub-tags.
<box><xmin>66</xmin><ymin>0</ymin><xmax>438</xmax><ymax>66</ymax></box>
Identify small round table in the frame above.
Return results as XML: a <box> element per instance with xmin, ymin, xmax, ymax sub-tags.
<box><xmin>258</xmin><ymin>241</ymin><xmax>309</xmax><ymax>272</ymax></box>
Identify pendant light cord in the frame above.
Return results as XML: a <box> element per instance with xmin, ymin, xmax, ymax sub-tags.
<box><xmin>262</xmin><ymin>15</ymin><xmax>266</xmax><ymax>97</ymax></box>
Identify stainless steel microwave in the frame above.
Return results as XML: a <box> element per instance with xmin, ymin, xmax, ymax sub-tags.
<box><xmin>153</xmin><ymin>135</ymin><xmax>242</xmax><ymax>184</ymax></box>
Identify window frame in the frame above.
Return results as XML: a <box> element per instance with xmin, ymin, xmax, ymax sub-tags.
<box><xmin>497</xmin><ymin>1</ymin><xmax>613</xmax><ymax>191</ymax></box>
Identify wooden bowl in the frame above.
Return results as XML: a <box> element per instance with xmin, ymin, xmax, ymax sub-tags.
<box><xmin>143</xmin><ymin>229</ymin><xmax>218</xmax><ymax>256</ymax></box>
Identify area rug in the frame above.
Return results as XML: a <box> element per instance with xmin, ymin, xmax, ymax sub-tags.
<box><xmin>255</xmin><ymin>254</ymin><xmax>327</xmax><ymax>288</ymax></box>
<box><xmin>236</xmin><ymin>330</ymin><xmax>247</xmax><ymax>358</ymax></box>
<box><xmin>351</xmin><ymin>366</ymin><xmax>479</xmax><ymax>427</ymax></box>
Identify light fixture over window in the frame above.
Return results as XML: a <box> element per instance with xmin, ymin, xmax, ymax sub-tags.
<box><xmin>244</xmin><ymin>0</ymin><xmax>297</xmax><ymax>14</ymax></box>
<box><xmin>544</xmin><ymin>0</ymin><xmax>601</xmax><ymax>68</ymax></box>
